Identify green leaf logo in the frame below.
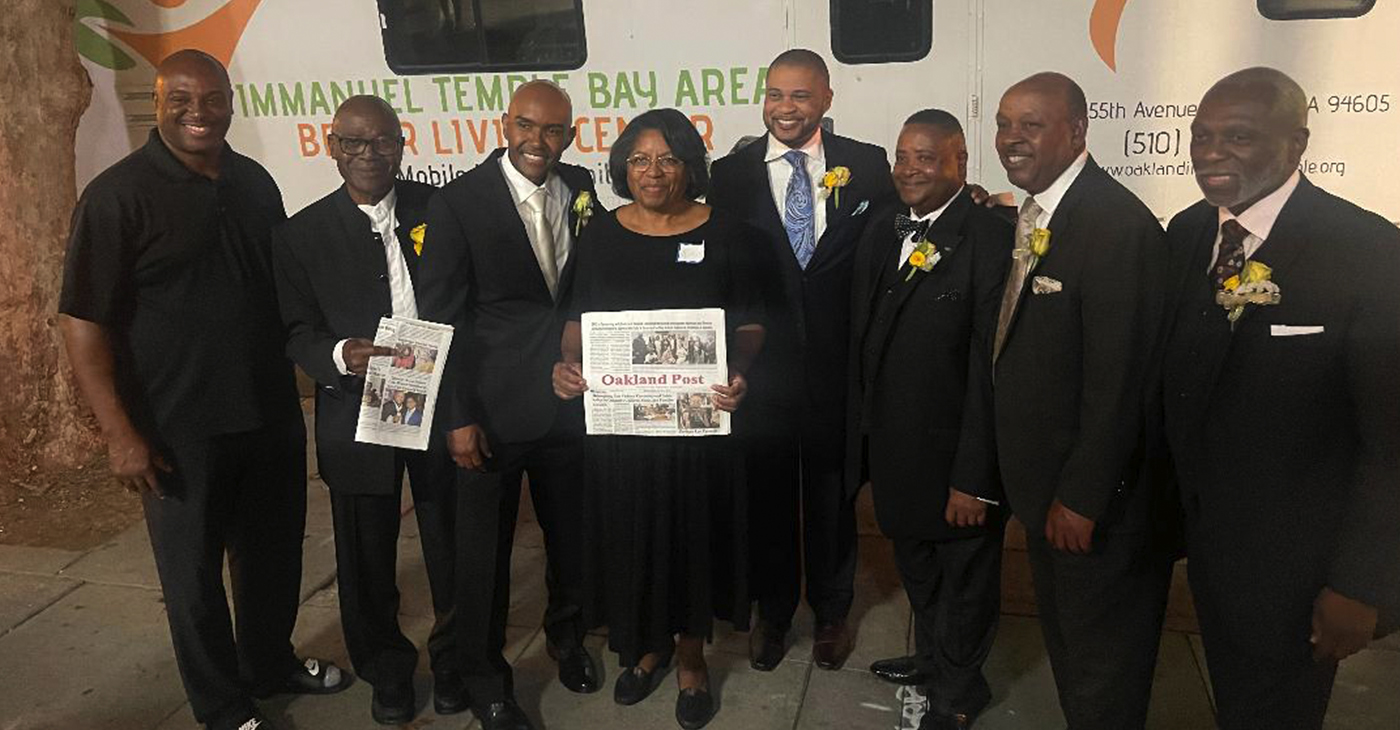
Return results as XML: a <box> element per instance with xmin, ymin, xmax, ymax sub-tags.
<box><xmin>75</xmin><ymin>0</ymin><xmax>136</xmax><ymax>70</ymax></box>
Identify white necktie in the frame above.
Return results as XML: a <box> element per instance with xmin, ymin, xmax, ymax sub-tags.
<box><xmin>524</xmin><ymin>189</ymin><xmax>559</xmax><ymax>298</ymax></box>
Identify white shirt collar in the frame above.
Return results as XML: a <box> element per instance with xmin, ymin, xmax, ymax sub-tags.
<box><xmin>356</xmin><ymin>187</ymin><xmax>397</xmax><ymax>222</ymax></box>
<box><xmin>1028</xmin><ymin>150</ymin><xmax>1089</xmax><ymax>220</ymax></box>
<box><xmin>1218</xmin><ymin>170</ymin><xmax>1301</xmax><ymax>241</ymax></box>
<box><xmin>764</xmin><ymin>128</ymin><xmax>825</xmax><ymax>166</ymax></box>
<box><xmin>499</xmin><ymin>153</ymin><xmax>562</xmax><ymax>207</ymax></box>
<box><xmin>909</xmin><ymin>186</ymin><xmax>964</xmax><ymax>227</ymax></box>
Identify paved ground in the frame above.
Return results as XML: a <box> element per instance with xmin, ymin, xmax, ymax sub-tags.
<box><xmin>2</xmin><ymin>438</ymin><xmax>1397</xmax><ymax>730</ymax></box>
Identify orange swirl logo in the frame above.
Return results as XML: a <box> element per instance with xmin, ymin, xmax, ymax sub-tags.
<box><xmin>75</xmin><ymin>0</ymin><xmax>264</xmax><ymax>70</ymax></box>
<box><xmin>1089</xmin><ymin>0</ymin><xmax>1131</xmax><ymax>72</ymax></box>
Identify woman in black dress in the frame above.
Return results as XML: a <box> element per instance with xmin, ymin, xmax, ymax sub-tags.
<box><xmin>552</xmin><ymin>109</ymin><xmax>766</xmax><ymax>730</ymax></box>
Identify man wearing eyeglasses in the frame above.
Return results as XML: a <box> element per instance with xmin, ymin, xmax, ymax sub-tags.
<box><xmin>415</xmin><ymin>80</ymin><xmax>602</xmax><ymax>730</ymax></box>
<box><xmin>271</xmin><ymin>95</ymin><xmax>462</xmax><ymax>726</ymax></box>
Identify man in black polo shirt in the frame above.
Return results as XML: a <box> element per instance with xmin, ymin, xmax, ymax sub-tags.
<box><xmin>58</xmin><ymin>50</ymin><xmax>348</xmax><ymax>730</ymax></box>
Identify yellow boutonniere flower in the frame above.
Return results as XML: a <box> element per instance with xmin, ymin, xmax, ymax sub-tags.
<box><xmin>1216</xmin><ymin>259</ymin><xmax>1280</xmax><ymax>326</ymax></box>
<box><xmin>904</xmin><ymin>240</ymin><xmax>940</xmax><ymax>281</ymax></box>
<box><xmin>1029</xmin><ymin>228</ymin><xmax>1052</xmax><ymax>258</ymax></box>
<box><xmin>1222</xmin><ymin>274</ymin><xmax>1241</xmax><ymax>292</ymax></box>
<box><xmin>1242</xmin><ymin>260</ymin><xmax>1272</xmax><ymax>285</ymax></box>
<box><xmin>409</xmin><ymin>224</ymin><xmax>426</xmax><ymax>256</ymax></box>
<box><xmin>573</xmin><ymin>191</ymin><xmax>594</xmax><ymax>236</ymax></box>
<box><xmin>820</xmin><ymin>166</ymin><xmax>852</xmax><ymax>208</ymax></box>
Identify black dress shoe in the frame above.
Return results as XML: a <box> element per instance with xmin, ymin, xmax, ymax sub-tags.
<box><xmin>869</xmin><ymin>655</ymin><xmax>929</xmax><ymax>686</ymax></box>
<box><xmin>812</xmin><ymin>621</ymin><xmax>854</xmax><ymax>670</ymax></box>
<box><xmin>550</xmin><ymin>642</ymin><xmax>602</xmax><ymax>694</ymax></box>
<box><xmin>476</xmin><ymin>700</ymin><xmax>535</xmax><ymax>730</ymax></box>
<box><xmin>371</xmin><ymin>682</ymin><xmax>415</xmax><ymax>726</ymax></box>
<box><xmin>918</xmin><ymin>710</ymin><xmax>978</xmax><ymax>730</ymax></box>
<box><xmin>748</xmin><ymin>622</ymin><xmax>787</xmax><ymax>671</ymax></box>
<box><xmin>675</xmin><ymin>683</ymin><xmax>717</xmax><ymax>730</ymax></box>
<box><xmin>614</xmin><ymin>647</ymin><xmax>673</xmax><ymax>705</ymax></box>
<box><xmin>433</xmin><ymin>670</ymin><xmax>469</xmax><ymax>715</ymax></box>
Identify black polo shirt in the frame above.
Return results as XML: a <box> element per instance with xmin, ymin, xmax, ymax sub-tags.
<box><xmin>59</xmin><ymin>129</ymin><xmax>300</xmax><ymax>444</ymax></box>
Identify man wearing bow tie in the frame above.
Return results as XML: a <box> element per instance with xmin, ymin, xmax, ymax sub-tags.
<box><xmin>847</xmin><ymin>110</ymin><xmax>1012</xmax><ymax>729</ymax></box>
<box><xmin>1161</xmin><ymin>67</ymin><xmax>1400</xmax><ymax>730</ymax></box>
<box><xmin>709</xmin><ymin>48</ymin><xmax>893</xmax><ymax>672</ymax></box>
<box><xmin>991</xmin><ymin>72</ymin><xmax>1175</xmax><ymax>730</ymax></box>
<box><xmin>416</xmin><ymin>80</ymin><xmax>602</xmax><ymax>730</ymax></box>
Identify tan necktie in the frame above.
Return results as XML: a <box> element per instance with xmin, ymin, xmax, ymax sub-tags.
<box><xmin>993</xmin><ymin>196</ymin><xmax>1045</xmax><ymax>362</ymax></box>
<box><xmin>524</xmin><ymin>188</ymin><xmax>559</xmax><ymax>298</ymax></box>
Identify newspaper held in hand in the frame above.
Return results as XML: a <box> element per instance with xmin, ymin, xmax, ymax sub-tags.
<box><xmin>581</xmin><ymin>308</ymin><xmax>729</xmax><ymax>437</ymax></box>
<box><xmin>354</xmin><ymin>316</ymin><xmax>454</xmax><ymax>451</ymax></box>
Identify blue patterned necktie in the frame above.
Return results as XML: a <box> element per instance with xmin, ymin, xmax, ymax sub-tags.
<box><xmin>783</xmin><ymin>149</ymin><xmax>816</xmax><ymax>269</ymax></box>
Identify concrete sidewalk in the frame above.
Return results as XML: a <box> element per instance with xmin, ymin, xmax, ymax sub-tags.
<box><xmin>1</xmin><ymin>473</ymin><xmax>1397</xmax><ymax>730</ymax></box>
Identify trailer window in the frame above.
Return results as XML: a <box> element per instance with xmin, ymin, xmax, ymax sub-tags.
<box><xmin>1257</xmin><ymin>0</ymin><xmax>1376</xmax><ymax>19</ymax></box>
<box><xmin>831</xmin><ymin>0</ymin><xmax>933</xmax><ymax>64</ymax></box>
<box><xmin>379</xmin><ymin>0</ymin><xmax>587</xmax><ymax>74</ymax></box>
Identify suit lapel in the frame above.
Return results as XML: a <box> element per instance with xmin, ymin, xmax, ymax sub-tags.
<box><xmin>392</xmin><ymin>181</ymin><xmax>427</xmax><ymax>279</ymax></box>
<box><xmin>331</xmin><ymin>187</ymin><xmax>390</xmax><ymax>282</ymax></box>
<box><xmin>1230</xmin><ymin>177</ymin><xmax>1316</xmax><ymax>327</ymax></box>
<box><xmin>887</xmin><ymin>193</ymin><xmax>972</xmax><ymax>316</ymax></box>
<box><xmin>554</xmin><ymin>167</ymin><xmax>592</xmax><ymax>308</ymax></box>
<box><xmin>809</xmin><ymin>134</ymin><xmax>853</xmax><ymax>271</ymax></box>
<box><xmin>483</xmin><ymin>151</ymin><xmax>554</xmax><ymax>302</ymax></box>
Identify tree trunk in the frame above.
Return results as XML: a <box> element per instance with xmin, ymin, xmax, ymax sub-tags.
<box><xmin>0</xmin><ymin>0</ymin><xmax>101</xmax><ymax>474</ymax></box>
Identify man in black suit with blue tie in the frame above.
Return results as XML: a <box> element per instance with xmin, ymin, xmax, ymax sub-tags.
<box><xmin>848</xmin><ymin>110</ymin><xmax>1012</xmax><ymax>730</ymax></box>
<box><xmin>415</xmin><ymin>81</ymin><xmax>601</xmax><ymax>730</ymax></box>
<box><xmin>709</xmin><ymin>48</ymin><xmax>893</xmax><ymax>672</ymax></box>
<box><xmin>272</xmin><ymin>95</ymin><xmax>461</xmax><ymax>726</ymax></box>
<box><xmin>1162</xmin><ymin>67</ymin><xmax>1400</xmax><ymax>730</ymax></box>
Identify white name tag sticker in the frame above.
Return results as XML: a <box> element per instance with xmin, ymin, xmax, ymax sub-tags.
<box><xmin>676</xmin><ymin>241</ymin><xmax>705</xmax><ymax>264</ymax></box>
<box><xmin>1271</xmin><ymin>325</ymin><xmax>1325</xmax><ymax>337</ymax></box>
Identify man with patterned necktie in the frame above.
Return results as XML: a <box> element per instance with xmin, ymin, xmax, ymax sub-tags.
<box><xmin>1161</xmin><ymin>67</ymin><xmax>1400</xmax><ymax>730</ymax></box>
<box><xmin>991</xmin><ymin>72</ymin><xmax>1175</xmax><ymax>730</ymax></box>
<box><xmin>709</xmin><ymin>48</ymin><xmax>893</xmax><ymax>673</ymax></box>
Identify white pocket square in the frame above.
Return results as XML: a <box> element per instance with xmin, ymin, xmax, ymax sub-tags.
<box><xmin>1032</xmin><ymin>276</ymin><xmax>1063</xmax><ymax>295</ymax></box>
<box><xmin>852</xmin><ymin>200</ymin><xmax>870</xmax><ymax>217</ymax></box>
<box><xmin>1271</xmin><ymin>325</ymin><xmax>1324</xmax><ymax>337</ymax></box>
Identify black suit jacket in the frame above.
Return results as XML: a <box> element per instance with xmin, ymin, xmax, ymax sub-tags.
<box><xmin>845</xmin><ymin>191</ymin><xmax>1012</xmax><ymax>539</ymax></box>
<box><xmin>709</xmin><ymin>132</ymin><xmax>893</xmax><ymax>451</ymax></box>
<box><xmin>1161</xmin><ymin>177</ymin><xmax>1400</xmax><ymax>649</ymax></box>
<box><xmin>993</xmin><ymin>157</ymin><xmax>1168</xmax><ymax>534</ymax></box>
<box><xmin>272</xmin><ymin>179</ymin><xmax>441</xmax><ymax>495</ymax></box>
<box><xmin>415</xmin><ymin>149</ymin><xmax>597</xmax><ymax>445</ymax></box>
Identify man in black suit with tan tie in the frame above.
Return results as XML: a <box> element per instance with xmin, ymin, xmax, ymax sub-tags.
<box><xmin>415</xmin><ymin>81</ymin><xmax>601</xmax><ymax>730</ymax></box>
<box><xmin>272</xmin><ymin>95</ymin><xmax>462</xmax><ymax>726</ymax></box>
<box><xmin>847</xmin><ymin>110</ymin><xmax>1012</xmax><ymax>730</ymax></box>
<box><xmin>1161</xmin><ymin>67</ymin><xmax>1400</xmax><ymax>730</ymax></box>
<box><xmin>709</xmin><ymin>48</ymin><xmax>893</xmax><ymax>672</ymax></box>
<box><xmin>991</xmin><ymin>72</ymin><xmax>1175</xmax><ymax>730</ymax></box>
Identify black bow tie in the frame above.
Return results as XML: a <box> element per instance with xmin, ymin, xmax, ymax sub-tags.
<box><xmin>894</xmin><ymin>213</ymin><xmax>930</xmax><ymax>242</ymax></box>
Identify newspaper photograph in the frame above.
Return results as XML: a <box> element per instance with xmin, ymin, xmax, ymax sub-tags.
<box><xmin>581</xmin><ymin>308</ymin><xmax>729</xmax><ymax>437</ymax></box>
<box><xmin>354</xmin><ymin>316</ymin><xmax>454</xmax><ymax>450</ymax></box>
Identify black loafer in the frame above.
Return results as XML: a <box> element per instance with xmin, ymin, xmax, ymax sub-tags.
<box><xmin>433</xmin><ymin>670</ymin><xmax>469</xmax><ymax>715</ymax></box>
<box><xmin>748</xmin><ymin>622</ymin><xmax>787</xmax><ymax>672</ymax></box>
<box><xmin>371</xmin><ymin>681</ymin><xmax>415</xmax><ymax>725</ymax></box>
<box><xmin>476</xmin><ymin>700</ymin><xmax>535</xmax><ymax>730</ymax></box>
<box><xmin>869</xmin><ymin>655</ymin><xmax>929</xmax><ymax>686</ymax></box>
<box><xmin>614</xmin><ymin>648</ymin><xmax>673</xmax><ymax>706</ymax></box>
<box><xmin>550</xmin><ymin>642</ymin><xmax>602</xmax><ymax>694</ymax></box>
<box><xmin>675</xmin><ymin>683</ymin><xmax>717</xmax><ymax>730</ymax></box>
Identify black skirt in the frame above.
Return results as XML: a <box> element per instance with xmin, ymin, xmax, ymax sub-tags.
<box><xmin>580</xmin><ymin>434</ymin><xmax>749</xmax><ymax>666</ymax></box>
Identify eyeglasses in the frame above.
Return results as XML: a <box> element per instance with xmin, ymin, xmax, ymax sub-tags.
<box><xmin>330</xmin><ymin>134</ymin><xmax>404</xmax><ymax>156</ymax></box>
<box><xmin>625</xmin><ymin>154</ymin><xmax>684</xmax><ymax>173</ymax></box>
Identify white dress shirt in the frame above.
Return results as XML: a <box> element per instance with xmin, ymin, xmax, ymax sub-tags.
<box><xmin>1208</xmin><ymin>170</ymin><xmax>1301</xmax><ymax>273</ymax></box>
<box><xmin>1026</xmin><ymin>150</ymin><xmax>1090</xmax><ymax>228</ymax></box>
<box><xmin>897</xmin><ymin>186</ymin><xmax>964</xmax><ymax>270</ymax></box>
<box><xmin>499</xmin><ymin>154</ymin><xmax>572</xmax><ymax>291</ymax></box>
<box><xmin>332</xmin><ymin>188</ymin><xmax>418</xmax><ymax>376</ymax></box>
<box><xmin>765</xmin><ymin>130</ymin><xmax>829</xmax><ymax>246</ymax></box>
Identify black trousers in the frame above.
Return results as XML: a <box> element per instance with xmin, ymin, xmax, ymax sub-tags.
<box><xmin>454</xmin><ymin>420</ymin><xmax>585</xmax><ymax>704</ymax></box>
<box><xmin>1024</xmin><ymin>530</ymin><xmax>1173</xmax><ymax>730</ymax></box>
<box><xmin>748</xmin><ymin>431</ymin><xmax>857</xmax><ymax>629</ymax></box>
<box><xmin>1187</xmin><ymin>551</ymin><xmax>1337</xmax><ymax>729</ymax></box>
<box><xmin>892</xmin><ymin>528</ymin><xmax>1004</xmax><ymax>716</ymax></box>
<box><xmin>141</xmin><ymin>419</ymin><xmax>306</xmax><ymax>730</ymax></box>
<box><xmin>329</xmin><ymin>449</ymin><xmax>457</xmax><ymax>689</ymax></box>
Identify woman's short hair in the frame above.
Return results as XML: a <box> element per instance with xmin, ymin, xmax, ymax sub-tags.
<box><xmin>609</xmin><ymin>109</ymin><xmax>710</xmax><ymax>200</ymax></box>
